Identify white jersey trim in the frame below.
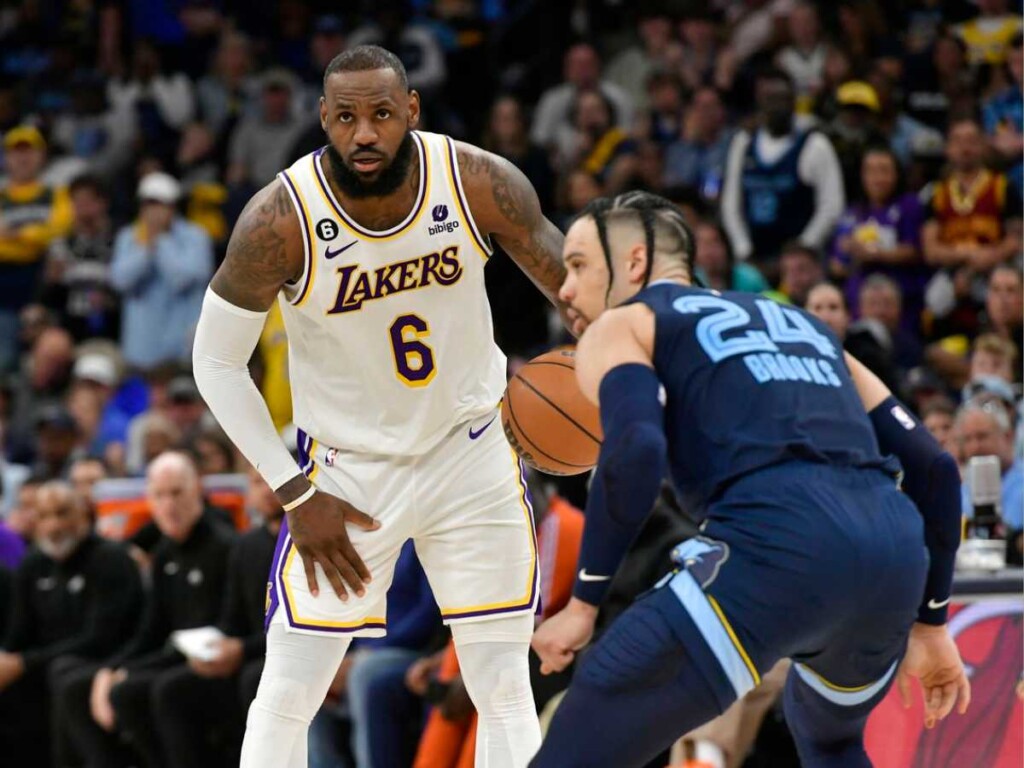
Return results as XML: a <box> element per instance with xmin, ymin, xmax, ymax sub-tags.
<box><xmin>443</xmin><ymin>136</ymin><xmax>494</xmax><ymax>257</ymax></box>
<box><xmin>311</xmin><ymin>133</ymin><xmax>428</xmax><ymax>239</ymax></box>
<box><xmin>277</xmin><ymin>167</ymin><xmax>315</xmax><ymax>306</ymax></box>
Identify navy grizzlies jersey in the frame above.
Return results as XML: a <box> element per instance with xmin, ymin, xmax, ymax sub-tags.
<box><xmin>634</xmin><ymin>282</ymin><xmax>893</xmax><ymax>514</ymax></box>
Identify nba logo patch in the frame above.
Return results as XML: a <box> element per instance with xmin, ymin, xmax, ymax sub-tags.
<box><xmin>890</xmin><ymin>405</ymin><xmax>915</xmax><ymax>431</ymax></box>
<box><xmin>325</xmin><ymin>448</ymin><xmax>338</xmax><ymax>467</ymax></box>
<box><xmin>432</xmin><ymin>204</ymin><xmax>448</xmax><ymax>222</ymax></box>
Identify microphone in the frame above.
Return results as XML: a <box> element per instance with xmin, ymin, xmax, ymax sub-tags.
<box><xmin>967</xmin><ymin>455</ymin><xmax>1003</xmax><ymax>540</ymax></box>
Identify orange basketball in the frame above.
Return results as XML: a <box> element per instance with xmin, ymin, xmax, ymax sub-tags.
<box><xmin>501</xmin><ymin>348</ymin><xmax>602</xmax><ymax>476</ymax></box>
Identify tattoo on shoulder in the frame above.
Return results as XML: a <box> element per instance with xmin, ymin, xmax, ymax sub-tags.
<box><xmin>210</xmin><ymin>181</ymin><xmax>300</xmax><ymax>311</ymax></box>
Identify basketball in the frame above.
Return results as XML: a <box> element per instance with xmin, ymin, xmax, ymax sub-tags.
<box><xmin>501</xmin><ymin>348</ymin><xmax>602</xmax><ymax>476</ymax></box>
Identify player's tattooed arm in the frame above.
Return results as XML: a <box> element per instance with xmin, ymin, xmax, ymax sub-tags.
<box><xmin>456</xmin><ymin>143</ymin><xmax>572</xmax><ymax>325</ymax></box>
<box><xmin>209</xmin><ymin>179</ymin><xmax>304</xmax><ymax>312</ymax></box>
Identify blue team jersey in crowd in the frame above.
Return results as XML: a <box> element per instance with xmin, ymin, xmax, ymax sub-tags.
<box><xmin>631</xmin><ymin>281</ymin><xmax>896</xmax><ymax>515</ymax></box>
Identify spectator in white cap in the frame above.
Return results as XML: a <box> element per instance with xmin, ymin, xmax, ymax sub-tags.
<box><xmin>110</xmin><ymin>172</ymin><xmax>213</xmax><ymax>372</ymax></box>
<box><xmin>70</xmin><ymin>349</ymin><xmax>133</xmax><ymax>457</ymax></box>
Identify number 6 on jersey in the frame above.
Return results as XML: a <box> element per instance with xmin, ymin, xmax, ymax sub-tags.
<box><xmin>390</xmin><ymin>313</ymin><xmax>436</xmax><ymax>387</ymax></box>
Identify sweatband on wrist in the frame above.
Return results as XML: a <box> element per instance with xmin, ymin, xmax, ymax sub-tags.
<box><xmin>869</xmin><ymin>396</ymin><xmax>961</xmax><ymax>624</ymax></box>
<box><xmin>574</xmin><ymin>363</ymin><xmax>668</xmax><ymax>606</ymax></box>
<box><xmin>281</xmin><ymin>485</ymin><xmax>316</xmax><ymax>512</ymax></box>
<box><xmin>193</xmin><ymin>288</ymin><xmax>304</xmax><ymax>491</ymax></box>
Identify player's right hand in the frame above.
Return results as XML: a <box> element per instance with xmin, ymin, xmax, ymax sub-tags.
<box><xmin>532</xmin><ymin>598</ymin><xmax>598</xmax><ymax>675</ymax></box>
<box><xmin>287</xmin><ymin>490</ymin><xmax>380</xmax><ymax>601</ymax></box>
<box><xmin>897</xmin><ymin>622</ymin><xmax>971</xmax><ymax>729</ymax></box>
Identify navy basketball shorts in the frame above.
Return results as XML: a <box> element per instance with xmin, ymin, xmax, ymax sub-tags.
<box><xmin>665</xmin><ymin>462</ymin><xmax>928</xmax><ymax>710</ymax></box>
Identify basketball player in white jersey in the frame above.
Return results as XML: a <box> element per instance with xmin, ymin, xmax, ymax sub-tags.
<box><xmin>192</xmin><ymin>46</ymin><xmax>569</xmax><ymax>767</ymax></box>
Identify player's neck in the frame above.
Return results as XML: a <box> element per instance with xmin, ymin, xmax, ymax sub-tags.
<box><xmin>646</xmin><ymin>265</ymin><xmax>691</xmax><ymax>287</ymax></box>
<box><xmin>323</xmin><ymin>151</ymin><xmax>422</xmax><ymax>232</ymax></box>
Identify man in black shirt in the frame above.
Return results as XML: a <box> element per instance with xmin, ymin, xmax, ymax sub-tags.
<box><xmin>151</xmin><ymin>468</ymin><xmax>280</xmax><ymax>768</ymax></box>
<box><xmin>58</xmin><ymin>452</ymin><xmax>236</xmax><ymax>768</ymax></box>
<box><xmin>39</xmin><ymin>175</ymin><xmax>120</xmax><ymax>343</ymax></box>
<box><xmin>0</xmin><ymin>480</ymin><xmax>142</xmax><ymax>768</ymax></box>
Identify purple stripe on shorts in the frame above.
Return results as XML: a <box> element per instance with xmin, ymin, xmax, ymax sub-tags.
<box><xmin>264</xmin><ymin>515</ymin><xmax>289</xmax><ymax>632</ymax></box>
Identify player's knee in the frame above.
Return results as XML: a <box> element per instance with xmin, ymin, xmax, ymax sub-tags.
<box><xmin>477</xmin><ymin>664</ymin><xmax>534</xmax><ymax>719</ymax></box>
<box><xmin>150</xmin><ymin>668</ymin><xmax>189</xmax><ymax>719</ymax></box>
<box><xmin>251</xmin><ymin>674</ymin><xmax>320</xmax><ymax>723</ymax></box>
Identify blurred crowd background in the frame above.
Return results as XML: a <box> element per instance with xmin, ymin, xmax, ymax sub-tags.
<box><xmin>0</xmin><ymin>0</ymin><xmax>1021</xmax><ymax>767</ymax></box>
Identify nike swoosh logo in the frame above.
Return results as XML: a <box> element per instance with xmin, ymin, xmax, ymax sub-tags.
<box><xmin>578</xmin><ymin>569</ymin><xmax>611</xmax><ymax>582</ymax></box>
<box><xmin>468</xmin><ymin>416</ymin><xmax>497</xmax><ymax>440</ymax></box>
<box><xmin>927</xmin><ymin>597</ymin><xmax>951</xmax><ymax>610</ymax></box>
<box><xmin>325</xmin><ymin>241</ymin><xmax>357</xmax><ymax>259</ymax></box>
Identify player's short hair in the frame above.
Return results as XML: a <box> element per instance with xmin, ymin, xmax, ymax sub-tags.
<box><xmin>972</xmin><ymin>333</ymin><xmax>1018</xmax><ymax>364</ymax></box>
<box><xmin>779</xmin><ymin>241</ymin><xmax>821</xmax><ymax>263</ymax></box>
<box><xmin>69</xmin><ymin>173</ymin><xmax>109</xmax><ymax>199</ymax></box>
<box><xmin>921</xmin><ymin>397</ymin><xmax>956</xmax><ymax>421</ymax></box>
<box><xmin>574</xmin><ymin>191</ymin><xmax>695</xmax><ymax>288</ymax></box>
<box><xmin>956</xmin><ymin>398</ymin><xmax>1012</xmax><ymax>434</ymax></box>
<box><xmin>37</xmin><ymin>480</ymin><xmax>84</xmax><ymax>513</ymax></box>
<box><xmin>860</xmin><ymin>272</ymin><xmax>901</xmax><ymax>299</ymax></box>
<box><xmin>755</xmin><ymin>65</ymin><xmax>794</xmax><ymax>92</ymax></box>
<box><xmin>808</xmin><ymin>280</ymin><xmax>848</xmax><ymax>308</ymax></box>
<box><xmin>323</xmin><ymin>45</ymin><xmax>409</xmax><ymax>91</ymax></box>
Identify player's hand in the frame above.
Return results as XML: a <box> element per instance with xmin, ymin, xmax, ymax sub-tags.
<box><xmin>190</xmin><ymin>637</ymin><xmax>245</xmax><ymax>678</ymax></box>
<box><xmin>0</xmin><ymin>652</ymin><xmax>24</xmax><ymax>691</ymax></box>
<box><xmin>532</xmin><ymin>598</ymin><xmax>598</xmax><ymax>675</ymax></box>
<box><xmin>897</xmin><ymin>623</ymin><xmax>971</xmax><ymax>729</ymax></box>
<box><xmin>406</xmin><ymin>651</ymin><xmax>445</xmax><ymax>695</ymax></box>
<box><xmin>90</xmin><ymin>667</ymin><xmax>127</xmax><ymax>732</ymax></box>
<box><xmin>287</xmin><ymin>490</ymin><xmax>380</xmax><ymax>601</ymax></box>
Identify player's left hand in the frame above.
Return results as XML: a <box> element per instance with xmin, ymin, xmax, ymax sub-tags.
<box><xmin>897</xmin><ymin>622</ymin><xmax>971</xmax><ymax>729</ymax></box>
<box><xmin>0</xmin><ymin>652</ymin><xmax>24</xmax><ymax>691</ymax></box>
<box><xmin>532</xmin><ymin>598</ymin><xmax>598</xmax><ymax>675</ymax></box>
<box><xmin>189</xmin><ymin>637</ymin><xmax>245</xmax><ymax>678</ymax></box>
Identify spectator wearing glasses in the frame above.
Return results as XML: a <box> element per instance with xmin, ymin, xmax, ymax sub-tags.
<box><xmin>956</xmin><ymin>400</ymin><xmax>1023</xmax><ymax>563</ymax></box>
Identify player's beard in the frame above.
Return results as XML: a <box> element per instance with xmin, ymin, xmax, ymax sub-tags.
<box><xmin>325</xmin><ymin>131</ymin><xmax>416</xmax><ymax>199</ymax></box>
<box><xmin>37</xmin><ymin>531</ymin><xmax>85</xmax><ymax>561</ymax></box>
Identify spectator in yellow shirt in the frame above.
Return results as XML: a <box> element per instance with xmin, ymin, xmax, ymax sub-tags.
<box><xmin>0</xmin><ymin>126</ymin><xmax>73</xmax><ymax>372</ymax></box>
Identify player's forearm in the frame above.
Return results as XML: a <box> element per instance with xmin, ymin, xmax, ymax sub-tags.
<box><xmin>921</xmin><ymin>227</ymin><xmax>966</xmax><ymax>267</ymax></box>
<box><xmin>574</xmin><ymin>364</ymin><xmax>668</xmax><ymax>606</ymax></box>
<box><xmin>869</xmin><ymin>396</ymin><xmax>961</xmax><ymax>625</ymax></box>
<box><xmin>193</xmin><ymin>289</ymin><xmax>305</xmax><ymax>498</ymax></box>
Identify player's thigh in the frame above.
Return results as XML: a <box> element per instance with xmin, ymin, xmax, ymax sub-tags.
<box><xmin>415</xmin><ymin>421</ymin><xmax>538</xmax><ymax>623</ymax></box>
<box><xmin>534</xmin><ymin>586</ymin><xmax>734</xmax><ymax>768</ymax></box>
<box><xmin>270</xmin><ymin>451</ymin><xmax>413</xmax><ymax>637</ymax></box>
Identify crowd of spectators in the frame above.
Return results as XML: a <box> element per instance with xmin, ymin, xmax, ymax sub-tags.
<box><xmin>0</xmin><ymin>0</ymin><xmax>1021</xmax><ymax>767</ymax></box>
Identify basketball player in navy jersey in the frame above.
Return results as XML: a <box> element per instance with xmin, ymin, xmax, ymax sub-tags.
<box><xmin>531</xmin><ymin>192</ymin><xmax>970</xmax><ymax>767</ymax></box>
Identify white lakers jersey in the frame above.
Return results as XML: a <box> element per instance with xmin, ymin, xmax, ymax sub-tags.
<box><xmin>276</xmin><ymin>131</ymin><xmax>507</xmax><ymax>456</ymax></box>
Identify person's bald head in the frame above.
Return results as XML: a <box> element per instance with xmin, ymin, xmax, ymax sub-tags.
<box><xmin>35</xmin><ymin>480</ymin><xmax>91</xmax><ymax>561</ymax></box>
<box><xmin>146</xmin><ymin>451</ymin><xmax>203</xmax><ymax>542</ymax></box>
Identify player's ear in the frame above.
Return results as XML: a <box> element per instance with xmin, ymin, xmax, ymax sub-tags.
<box><xmin>627</xmin><ymin>243</ymin><xmax>648</xmax><ymax>285</ymax></box>
<box><xmin>319</xmin><ymin>96</ymin><xmax>328</xmax><ymax>132</ymax></box>
<box><xmin>407</xmin><ymin>90</ymin><xmax>421</xmax><ymax>129</ymax></box>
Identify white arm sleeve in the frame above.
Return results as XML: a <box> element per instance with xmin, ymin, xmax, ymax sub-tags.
<box><xmin>192</xmin><ymin>288</ymin><xmax>302</xmax><ymax>491</ymax></box>
<box><xmin>721</xmin><ymin>131</ymin><xmax>753</xmax><ymax>261</ymax></box>
<box><xmin>796</xmin><ymin>132</ymin><xmax>845</xmax><ymax>250</ymax></box>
